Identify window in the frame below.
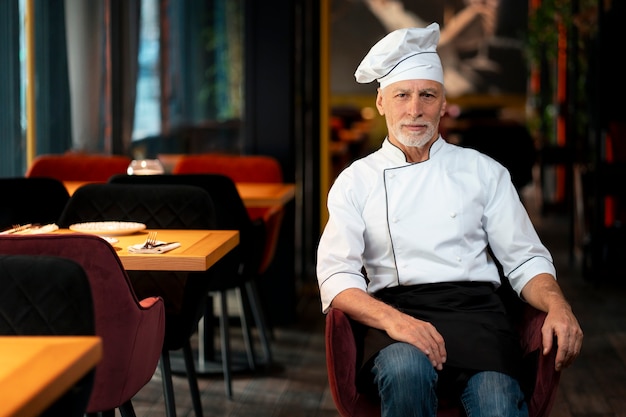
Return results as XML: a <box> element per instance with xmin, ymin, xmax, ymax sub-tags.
<box><xmin>132</xmin><ymin>0</ymin><xmax>161</xmax><ymax>140</ymax></box>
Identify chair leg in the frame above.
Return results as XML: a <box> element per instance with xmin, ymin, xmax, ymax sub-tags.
<box><xmin>118</xmin><ymin>400</ymin><xmax>137</xmax><ymax>417</ymax></box>
<box><xmin>160</xmin><ymin>352</ymin><xmax>178</xmax><ymax>417</ymax></box>
<box><xmin>217</xmin><ymin>290</ymin><xmax>234</xmax><ymax>399</ymax></box>
<box><xmin>182</xmin><ymin>340</ymin><xmax>204</xmax><ymax>417</ymax></box>
<box><xmin>86</xmin><ymin>411</ymin><xmax>115</xmax><ymax>417</ymax></box>
<box><xmin>244</xmin><ymin>279</ymin><xmax>273</xmax><ymax>366</ymax></box>
<box><xmin>235</xmin><ymin>287</ymin><xmax>257</xmax><ymax>370</ymax></box>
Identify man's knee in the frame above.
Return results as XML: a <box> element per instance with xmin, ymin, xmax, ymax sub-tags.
<box><xmin>373</xmin><ymin>342</ymin><xmax>437</xmax><ymax>387</ymax></box>
<box><xmin>462</xmin><ymin>371</ymin><xmax>528</xmax><ymax>417</ymax></box>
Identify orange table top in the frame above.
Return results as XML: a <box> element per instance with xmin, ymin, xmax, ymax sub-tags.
<box><xmin>0</xmin><ymin>336</ymin><xmax>102</xmax><ymax>417</ymax></box>
<box><xmin>56</xmin><ymin>229</ymin><xmax>239</xmax><ymax>271</ymax></box>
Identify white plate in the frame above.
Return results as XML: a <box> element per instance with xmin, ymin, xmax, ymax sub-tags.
<box><xmin>101</xmin><ymin>236</ymin><xmax>119</xmax><ymax>244</ymax></box>
<box><xmin>69</xmin><ymin>221</ymin><xmax>147</xmax><ymax>236</ymax></box>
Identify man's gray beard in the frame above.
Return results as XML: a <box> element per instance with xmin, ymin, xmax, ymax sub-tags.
<box><xmin>395</xmin><ymin>123</ymin><xmax>436</xmax><ymax>148</ymax></box>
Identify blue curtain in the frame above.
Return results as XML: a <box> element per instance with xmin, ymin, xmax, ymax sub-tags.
<box><xmin>0</xmin><ymin>0</ymin><xmax>71</xmax><ymax>177</ymax></box>
<box><xmin>35</xmin><ymin>0</ymin><xmax>72</xmax><ymax>155</ymax></box>
<box><xmin>0</xmin><ymin>0</ymin><xmax>23</xmax><ymax>176</ymax></box>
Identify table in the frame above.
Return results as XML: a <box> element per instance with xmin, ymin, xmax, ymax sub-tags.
<box><xmin>62</xmin><ymin>180</ymin><xmax>295</xmax><ymax>208</ymax></box>
<box><xmin>234</xmin><ymin>182</ymin><xmax>295</xmax><ymax>207</ymax></box>
<box><xmin>0</xmin><ymin>336</ymin><xmax>102</xmax><ymax>417</ymax></box>
<box><xmin>57</xmin><ymin>229</ymin><xmax>239</xmax><ymax>272</ymax></box>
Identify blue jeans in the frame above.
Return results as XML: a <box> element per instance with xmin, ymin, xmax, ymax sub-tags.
<box><xmin>371</xmin><ymin>343</ymin><xmax>528</xmax><ymax>417</ymax></box>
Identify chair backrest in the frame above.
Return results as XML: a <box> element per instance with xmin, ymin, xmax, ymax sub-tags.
<box><xmin>57</xmin><ymin>183</ymin><xmax>216</xmax><ymax>230</ymax></box>
<box><xmin>26</xmin><ymin>153</ymin><xmax>131</xmax><ymax>182</ymax></box>
<box><xmin>0</xmin><ymin>253</ymin><xmax>95</xmax><ymax>417</ymax></box>
<box><xmin>0</xmin><ymin>234</ymin><xmax>166</xmax><ymax>413</ymax></box>
<box><xmin>57</xmin><ymin>182</ymin><xmax>219</xmax><ymax>351</ymax></box>
<box><xmin>325</xmin><ymin>304</ymin><xmax>560</xmax><ymax>417</ymax></box>
<box><xmin>172</xmin><ymin>153</ymin><xmax>283</xmax><ymax>183</ymax></box>
<box><xmin>108</xmin><ymin>174</ymin><xmax>266</xmax><ymax>278</ymax></box>
<box><xmin>0</xmin><ymin>177</ymin><xmax>70</xmax><ymax>230</ymax></box>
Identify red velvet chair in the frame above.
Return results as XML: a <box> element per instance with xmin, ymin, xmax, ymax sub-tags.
<box><xmin>325</xmin><ymin>300</ymin><xmax>561</xmax><ymax>417</ymax></box>
<box><xmin>25</xmin><ymin>153</ymin><xmax>131</xmax><ymax>182</ymax></box>
<box><xmin>172</xmin><ymin>153</ymin><xmax>285</xmax><ymax>275</ymax></box>
<box><xmin>0</xmin><ymin>234</ymin><xmax>166</xmax><ymax>417</ymax></box>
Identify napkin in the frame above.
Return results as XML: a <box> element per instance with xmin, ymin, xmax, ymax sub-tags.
<box><xmin>0</xmin><ymin>223</ymin><xmax>59</xmax><ymax>235</ymax></box>
<box><xmin>128</xmin><ymin>241</ymin><xmax>181</xmax><ymax>254</ymax></box>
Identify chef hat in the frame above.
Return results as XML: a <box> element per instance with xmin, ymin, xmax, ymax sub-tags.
<box><xmin>354</xmin><ymin>23</ymin><xmax>443</xmax><ymax>89</ymax></box>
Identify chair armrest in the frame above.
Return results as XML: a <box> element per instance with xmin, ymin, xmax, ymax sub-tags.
<box><xmin>326</xmin><ymin>308</ymin><xmax>360</xmax><ymax>417</ymax></box>
<box><xmin>517</xmin><ymin>305</ymin><xmax>561</xmax><ymax>417</ymax></box>
<box><xmin>139</xmin><ymin>296</ymin><xmax>162</xmax><ymax>309</ymax></box>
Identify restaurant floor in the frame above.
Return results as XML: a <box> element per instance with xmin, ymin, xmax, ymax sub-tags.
<box><xmin>130</xmin><ymin>184</ymin><xmax>626</xmax><ymax>417</ymax></box>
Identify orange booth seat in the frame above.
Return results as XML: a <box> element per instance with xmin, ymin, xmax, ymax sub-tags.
<box><xmin>173</xmin><ymin>153</ymin><xmax>286</xmax><ymax>274</ymax></box>
<box><xmin>26</xmin><ymin>153</ymin><xmax>132</xmax><ymax>182</ymax></box>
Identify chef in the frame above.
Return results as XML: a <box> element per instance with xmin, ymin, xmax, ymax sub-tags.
<box><xmin>316</xmin><ymin>22</ymin><xmax>582</xmax><ymax>417</ymax></box>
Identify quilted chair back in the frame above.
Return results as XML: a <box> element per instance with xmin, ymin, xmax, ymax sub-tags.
<box><xmin>26</xmin><ymin>153</ymin><xmax>131</xmax><ymax>182</ymax></box>
<box><xmin>0</xmin><ymin>234</ymin><xmax>166</xmax><ymax>415</ymax></box>
<box><xmin>172</xmin><ymin>153</ymin><xmax>285</xmax><ymax>274</ymax></box>
<box><xmin>0</xmin><ymin>177</ymin><xmax>70</xmax><ymax>230</ymax></box>
<box><xmin>0</xmin><ymin>254</ymin><xmax>95</xmax><ymax>417</ymax></box>
<box><xmin>325</xmin><ymin>289</ymin><xmax>561</xmax><ymax>417</ymax></box>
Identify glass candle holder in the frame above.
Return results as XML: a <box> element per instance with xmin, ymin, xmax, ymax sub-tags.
<box><xmin>127</xmin><ymin>159</ymin><xmax>165</xmax><ymax>175</ymax></box>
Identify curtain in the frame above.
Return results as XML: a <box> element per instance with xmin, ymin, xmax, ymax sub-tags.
<box><xmin>35</xmin><ymin>0</ymin><xmax>72</xmax><ymax>155</ymax></box>
<box><xmin>107</xmin><ymin>0</ymin><xmax>140</xmax><ymax>154</ymax></box>
<box><xmin>0</xmin><ymin>0</ymin><xmax>22</xmax><ymax>176</ymax></box>
<box><xmin>65</xmin><ymin>0</ymin><xmax>139</xmax><ymax>155</ymax></box>
<box><xmin>121</xmin><ymin>0</ymin><xmax>140</xmax><ymax>153</ymax></box>
<box><xmin>65</xmin><ymin>0</ymin><xmax>105</xmax><ymax>152</ymax></box>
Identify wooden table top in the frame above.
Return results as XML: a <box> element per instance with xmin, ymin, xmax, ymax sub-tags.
<box><xmin>62</xmin><ymin>181</ymin><xmax>295</xmax><ymax>208</ymax></box>
<box><xmin>57</xmin><ymin>229</ymin><xmax>239</xmax><ymax>271</ymax></box>
<box><xmin>235</xmin><ymin>182</ymin><xmax>295</xmax><ymax>207</ymax></box>
<box><xmin>0</xmin><ymin>336</ymin><xmax>102</xmax><ymax>417</ymax></box>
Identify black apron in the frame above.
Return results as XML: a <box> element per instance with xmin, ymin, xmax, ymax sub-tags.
<box><xmin>355</xmin><ymin>282</ymin><xmax>523</xmax><ymax>394</ymax></box>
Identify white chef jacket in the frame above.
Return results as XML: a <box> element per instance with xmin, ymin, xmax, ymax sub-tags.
<box><xmin>317</xmin><ymin>137</ymin><xmax>555</xmax><ymax>313</ymax></box>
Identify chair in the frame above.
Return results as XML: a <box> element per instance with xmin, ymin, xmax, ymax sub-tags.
<box><xmin>0</xmin><ymin>177</ymin><xmax>70</xmax><ymax>230</ymax></box>
<box><xmin>25</xmin><ymin>153</ymin><xmax>131</xmax><ymax>182</ymax></box>
<box><xmin>0</xmin><ymin>234</ymin><xmax>166</xmax><ymax>417</ymax></box>
<box><xmin>57</xmin><ymin>183</ymin><xmax>219</xmax><ymax>416</ymax></box>
<box><xmin>108</xmin><ymin>174</ymin><xmax>273</xmax><ymax>397</ymax></box>
<box><xmin>172</xmin><ymin>153</ymin><xmax>285</xmax><ymax>275</ymax></box>
<box><xmin>0</xmin><ymin>254</ymin><xmax>96</xmax><ymax>417</ymax></box>
<box><xmin>325</xmin><ymin>288</ymin><xmax>561</xmax><ymax>417</ymax></box>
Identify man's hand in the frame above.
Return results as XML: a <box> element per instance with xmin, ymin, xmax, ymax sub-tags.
<box><xmin>385</xmin><ymin>313</ymin><xmax>447</xmax><ymax>370</ymax></box>
<box><xmin>521</xmin><ymin>274</ymin><xmax>584</xmax><ymax>371</ymax></box>
<box><xmin>541</xmin><ymin>302</ymin><xmax>583</xmax><ymax>371</ymax></box>
<box><xmin>331</xmin><ymin>288</ymin><xmax>447</xmax><ymax>370</ymax></box>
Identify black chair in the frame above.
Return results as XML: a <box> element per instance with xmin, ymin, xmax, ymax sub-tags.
<box><xmin>109</xmin><ymin>173</ymin><xmax>273</xmax><ymax>397</ymax></box>
<box><xmin>0</xmin><ymin>177</ymin><xmax>70</xmax><ymax>230</ymax></box>
<box><xmin>0</xmin><ymin>254</ymin><xmax>95</xmax><ymax>417</ymax></box>
<box><xmin>57</xmin><ymin>183</ymin><xmax>218</xmax><ymax>417</ymax></box>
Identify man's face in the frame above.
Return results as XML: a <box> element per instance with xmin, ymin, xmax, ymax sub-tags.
<box><xmin>376</xmin><ymin>79</ymin><xmax>447</xmax><ymax>149</ymax></box>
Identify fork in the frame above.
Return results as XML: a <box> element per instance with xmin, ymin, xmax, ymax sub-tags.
<box><xmin>142</xmin><ymin>231</ymin><xmax>158</xmax><ymax>249</ymax></box>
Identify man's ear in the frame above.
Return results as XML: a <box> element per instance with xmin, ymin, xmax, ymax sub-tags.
<box><xmin>440</xmin><ymin>98</ymin><xmax>447</xmax><ymax>117</ymax></box>
<box><xmin>376</xmin><ymin>88</ymin><xmax>385</xmax><ymax>116</ymax></box>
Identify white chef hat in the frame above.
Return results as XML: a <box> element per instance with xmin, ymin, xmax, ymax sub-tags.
<box><xmin>354</xmin><ymin>23</ymin><xmax>443</xmax><ymax>89</ymax></box>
